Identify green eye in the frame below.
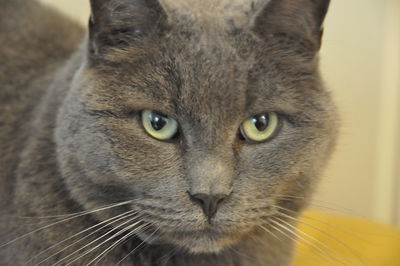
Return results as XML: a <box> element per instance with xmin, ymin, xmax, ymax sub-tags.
<box><xmin>240</xmin><ymin>112</ymin><xmax>279</xmax><ymax>142</ymax></box>
<box><xmin>141</xmin><ymin>110</ymin><xmax>178</xmax><ymax>140</ymax></box>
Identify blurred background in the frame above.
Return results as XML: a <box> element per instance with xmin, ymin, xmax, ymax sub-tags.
<box><xmin>39</xmin><ymin>0</ymin><xmax>400</xmax><ymax>226</ymax></box>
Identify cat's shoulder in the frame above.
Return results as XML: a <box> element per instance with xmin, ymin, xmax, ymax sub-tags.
<box><xmin>0</xmin><ymin>0</ymin><xmax>84</xmax><ymax>204</ymax></box>
<box><xmin>0</xmin><ymin>0</ymin><xmax>84</xmax><ymax>78</ymax></box>
<box><xmin>0</xmin><ymin>0</ymin><xmax>84</xmax><ymax>130</ymax></box>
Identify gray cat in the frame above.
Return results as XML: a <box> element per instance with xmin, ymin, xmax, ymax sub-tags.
<box><xmin>0</xmin><ymin>0</ymin><xmax>338</xmax><ymax>265</ymax></box>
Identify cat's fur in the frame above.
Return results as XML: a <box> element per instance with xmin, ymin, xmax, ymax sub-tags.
<box><xmin>0</xmin><ymin>0</ymin><xmax>337</xmax><ymax>265</ymax></box>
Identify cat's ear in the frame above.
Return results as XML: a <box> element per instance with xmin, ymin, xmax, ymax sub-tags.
<box><xmin>88</xmin><ymin>0</ymin><xmax>166</xmax><ymax>56</ymax></box>
<box><xmin>253</xmin><ymin>0</ymin><xmax>330</xmax><ymax>50</ymax></box>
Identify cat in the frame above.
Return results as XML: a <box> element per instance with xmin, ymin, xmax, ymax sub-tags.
<box><xmin>0</xmin><ymin>0</ymin><xmax>338</xmax><ymax>265</ymax></box>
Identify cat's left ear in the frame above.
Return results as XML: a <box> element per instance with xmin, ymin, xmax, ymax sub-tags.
<box><xmin>88</xmin><ymin>0</ymin><xmax>166</xmax><ymax>56</ymax></box>
<box><xmin>253</xmin><ymin>0</ymin><xmax>331</xmax><ymax>50</ymax></box>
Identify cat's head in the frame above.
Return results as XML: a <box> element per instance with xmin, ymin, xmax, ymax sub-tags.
<box><xmin>55</xmin><ymin>0</ymin><xmax>336</xmax><ymax>254</ymax></box>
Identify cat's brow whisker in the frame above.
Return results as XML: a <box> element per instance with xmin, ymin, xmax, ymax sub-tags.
<box><xmin>0</xmin><ymin>200</ymin><xmax>134</xmax><ymax>249</ymax></box>
<box><xmin>88</xmin><ymin>223</ymin><xmax>151</xmax><ymax>266</ymax></box>
<box><xmin>29</xmin><ymin>210</ymin><xmax>139</xmax><ymax>266</ymax></box>
<box><xmin>277</xmin><ymin>211</ymin><xmax>367</xmax><ymax>266</ymax></box>
<box><xmin>274</xmin><ymin>216</ymin><xmax>347</xmax><ymax>265</ymax></box>
<box><xmin>116</xmin><ymin>226</ymin><xmax>160</xmax><ymax>265</ymax></box>
<box><xmin>269</xmin><ymin>218</ymin><xmax>344</xmax><ymax>265</ymax></box>
<box><xmin>52</xmin><ymin>217</ymin><xmax>142</xmax><ymax>266</ymax></box>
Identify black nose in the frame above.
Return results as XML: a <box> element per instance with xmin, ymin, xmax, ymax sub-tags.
<box><xmin>189</xmin><ymin>193</ymin><xmax>227</xmax><ymax>222</ymax></box>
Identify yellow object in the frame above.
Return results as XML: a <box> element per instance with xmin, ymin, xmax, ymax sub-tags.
<box><xmin>294</xmin><ymin>211</ymin><xmax>400</xmax><ymax>266</ymax></box>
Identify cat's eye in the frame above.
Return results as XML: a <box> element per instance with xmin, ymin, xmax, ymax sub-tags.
<box><xmin>141</xmin><ymin>110</ymin><xmax>179</xmax><ymax>140</ymax></box>
<box><xmin>240</xmin><ymin>112</ymin><xmax>279</xmax><ymax>142</ymax></box>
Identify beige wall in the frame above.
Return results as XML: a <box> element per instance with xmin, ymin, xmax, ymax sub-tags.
<box><xmin>40</xmin><ymin>0</ymin><xmax>400</xmax><ymax>225</ymax></box>
<box><xmin>317</xmin><ymin>0</ymin><xmax>400</xmax><ymax>225</ymax></box>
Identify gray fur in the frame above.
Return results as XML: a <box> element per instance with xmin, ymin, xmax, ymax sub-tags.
<box><xmin>0</xmin><ymin>0</ymin><xmax>336</xmax><ymax>265</ymax></box>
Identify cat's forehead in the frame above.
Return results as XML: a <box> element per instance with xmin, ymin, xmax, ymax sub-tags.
<box><xmin>100</xmin><ymin>30</ymin><xmax>254</xmax><ymax>108</ymax></box>
<box><xmin>166</xmin><ymin>31</ymin><xmax>253</xmax><ymax>113</ymax></box>
<box><xmin>159</xmin><ymin>0</ymin><xmax>271</xmax><ymax>28</ymax></box>
<box><xmin>178</xmin><ymin>36</ymin><xmax>312</xmax><ymax>106</ymax></box>
<box><xmin>93</xmin><ymin>26</ymin><xmax>323</xmax><ymax>126</ymax></box>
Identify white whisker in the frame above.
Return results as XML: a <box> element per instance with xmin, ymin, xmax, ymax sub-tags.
<box><xmin>277</xmin><ymin>211</ymin><xmax>367</xmax><ymax>266</ymax></box>
<box><xmin>89</xmin><ymin>224</ymin><xmax>151</xmax><ymax>266</ymax></box>
<box><xmin>274</xmin><ymin>216</ymin><xmax>347</xmax><ymax>265</ymax></box>
<box><xmin>274</xmin><ymin>194</ymin><xmax>362</xmax><ymax>217</ymax></box>
<box><xmin>259</xmin><ymin>224</ymin><xmax>281</xmax><ymax>241</ymax></box>
<box><xmin>63</xmin><ymin>220</ymin><xmax>144</xmax><ymax>266</ymax></box>
<box><xmin>0</xmin><ymin>200</ymin><xmax>134</xmax><ymax>249</ymax></box>
<box><xmin>268</xmin><ymin>221</ymin><xmax>302</xmax><ymax>247</ymax></box>
<box><xmin>272</xmin><ymin>205</ymin><xmax>367</xmax><ymax>243</ymax></box>
<box><xmin>157</xmin><ymin>240</ymin><xmax>182</xmax><ymax>264</ymax></box>
<box><xmin>270</xmin><ymin>218</ymin><xmax>344</xmax><ymax>265</ymax></box>
<box><xmin>30</xmin><ymin>210</ymin><xmax>138</xmax><ymax>266</ymax></box>
<box><xmin>52</xmin><ymin>216</ymin><xmax>141</xmax><ymax>266</ymax></box>
<box><xmin>116</xmin><ymin>226</ymin><xmax>159</xmax><ymax>265</ymax></box>
<box><xmin>274</xmin><ymin>194</ymin><xmax>359</xmax><ymax>216</ymax></box>
<box><xmin>10</xmin><ymin>200</ymin><xmax>136</xmax><ymax>220</ymax></box>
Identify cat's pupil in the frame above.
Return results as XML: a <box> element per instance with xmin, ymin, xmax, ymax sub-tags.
<box><xmin>150</xmin><ymin>112</ymin><xmax>167</xmax><ymax>131</ymax></box>
<box><xmin>253</xmin><ymin>114</ymin><xmax>269</xmax><ymax>131</ymax></box>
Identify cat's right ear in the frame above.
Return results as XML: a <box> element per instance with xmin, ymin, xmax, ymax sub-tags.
<box><xmin>88</xmin><ymin>0</ymin><xmax>166</xmax><ymax>57</ymax></box>
<box><xmin>253</xmin><ymin>0</ymin><xmax>330</xmax><ymax>51</ymax></box>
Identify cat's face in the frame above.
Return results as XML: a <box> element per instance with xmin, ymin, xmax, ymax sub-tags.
<box><xmin>55</xmin><ymin>0</ymin><xmax>336</xmax><ymax>254</ymax></box>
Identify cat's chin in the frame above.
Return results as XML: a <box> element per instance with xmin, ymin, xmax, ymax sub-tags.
<box><xmin>138</xmin><ymin>229</ymin><xmax>244</xmax><ymax>254</ymax></box>
<box><xmin>173</xmin><ymin>236</ymin><xmax>238</xmax><ymax>254</ymax></box>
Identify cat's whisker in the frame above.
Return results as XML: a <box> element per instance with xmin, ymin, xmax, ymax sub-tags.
<box><xmin>7</xmin><ymin>200</ymin><xmax>136</xmax><ymax>221</ymax></box>
<box><xmin>261</xmin><ymin>222</ymin><xmax>327</xmax><ymax>260</ymax></box>
<box><xmin>264</xmin><ymin>223</ymin><xmax>314</xmax><ymax>260</ymax></box>
<box><xmin>90</xmin><ymin>232</ymin><xmax>139</xmax><ymax>266</ymax></box>
<box><xmin>269</xmin><ymin>218</ymin><xmax>343</xmax><ymax>265</ymax></box>
<box><xmin>272</xmin><ymin>205</ymin><xmax>368</xmax><ymax>243</ymax></box>
<box><xmin>0</xmin><ymin>200</ymin><xmax>135</xmax><ymax>249</ymax></box>
<box><xmin>62</xmin><ymin>223</ymin><xmax>142</xmax><ymax>266</ymax></box>
<box><xmin>267</xmin><ymin>222</ymin><xmax>302</xmax><ymax>247</ymax></box>
<box><xmin>228</xmin><ymin>244</ymin><xmax>256</xmax><ymax>262</ymax></box>
<box><xmin>29</xmin><ymin>210</ymin><xmax>139</xmax><ymax>266</ymax></box>
<box><xmin>116</xmin><ymin>226</ymin><xmax>159</xmax><ymax>265</ymax></box>
<box><xmin>277</xmin><ymin>211</ymin><xmax>367</xmax><ymax>266</ymax></box>
<box><xmin>258</xmin><ymin>225</ymin><xmax>282</xmax><ymax>242</ymax></box>
<box><xmin>268</xmin><ymin>219</ymin><xmax>328</xmax><ymax>262</ymax></box>
<box><xmin>157</xmin><ymin>239</ymin><xmax>182</xmax><ymax>264</ymax></box>
<box><xmin>51</xmin><ymin>216</ymin><xmax>142</xmax><ymax>266</ymax></box>
<box><xmin>274</xmin><ymin>216</ymin><xmax>347</xmax><ymax>265</ymax></box>
<box><xmin>88</xmin><ymin>223</ymin><xmax>151</xmax><ymax>266</ymax></box>
<box><xmin>273</xmin><ymin>194</ymin><xmax>360</xmax><ymax>216</ymax></box>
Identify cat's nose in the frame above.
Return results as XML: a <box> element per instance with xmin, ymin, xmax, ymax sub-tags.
<box><xmin>189</xmin><ymin>193</ymin><xmax>228</xmax><ymax>223</ymax></box>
